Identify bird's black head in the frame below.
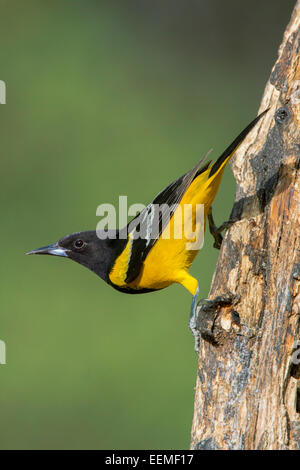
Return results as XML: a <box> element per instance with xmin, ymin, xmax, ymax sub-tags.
<box><xmin>27</xmin><ymin>230</ymin><xmax>124</xmax><ymax>282</ymax></box>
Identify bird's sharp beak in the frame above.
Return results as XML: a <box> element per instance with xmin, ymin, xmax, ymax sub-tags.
<box><xmin>26</xmin><ymin>242</ymin><xmax>69</xmax><ymax>257</ymax></box>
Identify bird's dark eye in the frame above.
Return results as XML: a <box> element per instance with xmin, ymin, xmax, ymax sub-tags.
<box><xmin>73</xmin><ymin>239</ymin><xmax>85</xmax><ymax>250</ymax></box>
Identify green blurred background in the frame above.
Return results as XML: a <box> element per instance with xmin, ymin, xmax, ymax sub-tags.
<box><xmin>0</xmin><ymin>0</ymin><xmax>295</xmax><ymax>449</ymax></box>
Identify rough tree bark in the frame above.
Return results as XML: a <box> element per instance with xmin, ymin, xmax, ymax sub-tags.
<box><xmin>191</xmin><ymin>1</ymin><xmax>300</xmax><ymax>450</ymax></box>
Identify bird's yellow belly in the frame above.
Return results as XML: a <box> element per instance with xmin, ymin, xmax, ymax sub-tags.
<box><xmin>128</xmin><ymin>237</ymin><xmax>198</xmax><ymax>290</ymax></box>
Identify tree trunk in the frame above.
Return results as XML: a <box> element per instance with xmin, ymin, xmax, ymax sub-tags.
<box><xmin>191</xmin><ymin>1</ymin><xmax>300</xmax><ymax>450</ymax></box>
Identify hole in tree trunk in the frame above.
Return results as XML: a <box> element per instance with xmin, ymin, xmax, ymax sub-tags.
<box><xmin>297</xmin><ymin>388</ymin><xmax>300</xmax><ymax>414</ymax></box>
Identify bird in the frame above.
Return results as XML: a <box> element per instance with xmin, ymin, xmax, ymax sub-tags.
<box><xmin>27</xmin><ymin>110</ymin><xmax>267</xmax><ymax>350</ymax></box>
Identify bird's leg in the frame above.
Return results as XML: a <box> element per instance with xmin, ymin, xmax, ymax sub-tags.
<box><xmin>207</xmin><ymin>206</ymin><xmax>236</xmax><ymax>250</ymax></box>
<box><xmin>189</xmin><ymin>286</ymin><xmax>203</xmax><ymax>353</ymax></box>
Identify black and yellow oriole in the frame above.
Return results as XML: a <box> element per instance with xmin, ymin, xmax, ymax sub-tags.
<box><xmin>27</xmin><ymin>110</ymin><xmax>267</xmax><ymax>347</ymax></box>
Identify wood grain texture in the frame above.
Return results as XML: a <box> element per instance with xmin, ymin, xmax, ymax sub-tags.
<box><xmin>191</xmin><ymin>1</ymin><xmax>300</xmax><ymax>450</ymax></box>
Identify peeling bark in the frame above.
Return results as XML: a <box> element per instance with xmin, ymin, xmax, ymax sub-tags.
<box><xmin>191</xmin><ymin>1</ymin><xmax>300</xmax><ymax>450</ymax></box>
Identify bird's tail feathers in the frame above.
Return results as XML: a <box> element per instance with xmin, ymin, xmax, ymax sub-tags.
<box><xmin>208</xmin><ymin>109</ymin><xmax>269</xmax><ymax>179</ymax></box>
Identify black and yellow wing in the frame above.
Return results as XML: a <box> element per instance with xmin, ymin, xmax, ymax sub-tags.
<box><xmin>121</xmin><ymin>153</ymin><xmax>211</xmax><ymax>283</ymax></box>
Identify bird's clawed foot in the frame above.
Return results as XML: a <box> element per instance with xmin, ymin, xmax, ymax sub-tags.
<box><xmin>207</xmin><ymin>207</ymin><xmax>237</xmax><ymax>249</ymax></box>
<box><xmin>195</xmin><ymin>293</ymin><xmax>236</xmax><ymax>345</ymax></box>
<box><xmin>190</xmin><ymin>293</ymin><xmax>236</xmax><ymax>351</ymax></box>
